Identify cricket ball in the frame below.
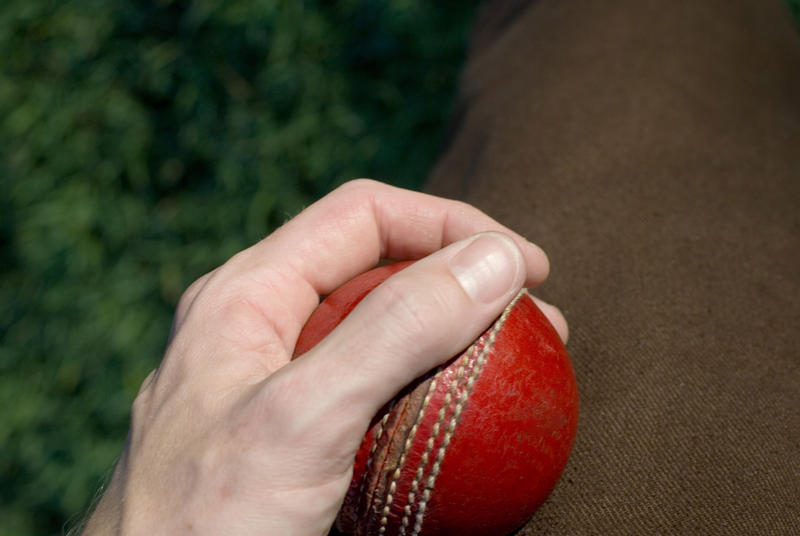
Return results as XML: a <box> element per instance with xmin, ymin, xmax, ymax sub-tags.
<box><xmin>293</xmin><ymin>261</ymin><xmax>579</xmax><ymax>536</ymax></box>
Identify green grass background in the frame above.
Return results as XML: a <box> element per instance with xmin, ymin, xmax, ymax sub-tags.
<box><xmin>0</xmin><ymin>2</ymin><xmax>478</xmax><ymax>533</ymax></box>
<box><xmin>1</xmin><ymin>2</ymin><xmax>798</xmax><ymax>535</ymax></box>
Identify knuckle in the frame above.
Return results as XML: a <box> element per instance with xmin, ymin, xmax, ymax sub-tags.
<box><xmin>136</xmin><ymin>369</ymin><xmax>157</xmax><ymax>396</ymax></box>
<box><xmin>258</xmin><ymin>371</ymin><xmax>297</xmax><ymax>414</ymax></box>
<box><xmin>131</xmin><ymin>395</ymin><xmax>147</xmax><ymax>423</ymax></box>
<box><xmin>221</xmin><ymin>248</ymin><xmax>254</xmax><ymax>271</ymax></box>
<box><xmin>331</xmin><ymin>179</ymin><xmax>388</xmax><ymax>212</ymax></box>
<box><xmin>255</xmin><ymin>371</ymin><xmax>311</xmax><ymax>436</ymax></box>
<box><xmin>205</xmin><ymin>290</ymin><xmax>289</xmax><ymax>358</ymax></box>
<box><xmin>336</xmin><ymin>178</ymin><xmax>380</xmax><ymax>195</ymax></box>
<box><xmin>258</xmin><ymin>368</ymin><xmax>365</xmax><ymax>445</ymax></box>
<box><xmin>131</xmin><ymin>383</ymin><xmax>152</xmax><ymax>422</ymax></box>
<box><xmin>374</xmin><ymin>276</ymin><xmax>443</xmax><ymax>343</ymax></box>
<box><xmin>131</xmin><ymin>368</ymin><xmax>159</xmax><ymax>413</ymax></box>
<box><xmin>176</xmin><ymin>272</ymin><xmax>213</xmax><ymax>316</ymax></box>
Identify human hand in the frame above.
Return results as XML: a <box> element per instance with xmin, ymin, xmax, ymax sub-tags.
<box><xmin>82</xmin><ymin>179</ymin><xmax>567</xmax><ymax>535</ymax></box>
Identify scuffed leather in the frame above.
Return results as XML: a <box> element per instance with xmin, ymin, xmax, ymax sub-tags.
<box><xmin>294</xmin><ymin>262</ymin><xmax>578</xmax><ymax>536</ymax></box>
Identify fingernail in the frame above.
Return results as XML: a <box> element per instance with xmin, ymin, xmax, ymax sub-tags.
<box><xmin>448</xmin><ymin>234</ymin><xmax>521</xmax><ymax>303</ymax></box>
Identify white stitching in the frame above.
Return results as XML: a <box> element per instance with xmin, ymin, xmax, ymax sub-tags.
<box><xmin>409</xmin><ymin>290</ymin><xmax>526</xmax><ymax>536</ymax></box>
<box><xmin>355</xmin><ymin>404</ymin><xmax>393</xmax><ymax>524</ymax></box>
<box><xmin>376</xmin><ymin>367</ymin><xmax>444</xmax><ymax>534</ymax></box>
<box><xmin>398</xmin><ymin>340</ymin><xmax>479</xmax><ymax>535</ymax></box>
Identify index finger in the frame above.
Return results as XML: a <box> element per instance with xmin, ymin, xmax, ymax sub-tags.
<box><xmin>215</xmin><ymin>179</ymin><xmax>550</xmax><ymax>351</ymax></box>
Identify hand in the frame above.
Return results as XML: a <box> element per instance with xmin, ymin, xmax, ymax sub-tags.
<box><xmin>83</xmin><ymin>179</ymin><xmax>567</xmax><ymax>535</ymax></box>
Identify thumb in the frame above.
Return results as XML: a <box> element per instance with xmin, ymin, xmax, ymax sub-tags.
<box><xmin>289</xmin><ymin>232</ymin><xmax>526</xmax><ymax>426</ymax></box>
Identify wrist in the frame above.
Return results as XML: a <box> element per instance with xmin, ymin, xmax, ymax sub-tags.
<box><xmin>80</xmin><ymin>467</ymin><xmax>124</xmax><ymax>535</ymax></box>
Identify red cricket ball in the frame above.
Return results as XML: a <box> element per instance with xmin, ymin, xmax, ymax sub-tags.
<box><xmin>293</xmin><ymin>261</ymin><xmax>579</xmax><ymax>536</ymax></box>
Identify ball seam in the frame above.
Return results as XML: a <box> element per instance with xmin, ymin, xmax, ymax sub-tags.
<box><xmin>376</xmin><ymin>367</ymin><xmax>445</xmax><ymax>534</ymax></box>
<box><xmin>405</xmin><ymin>289</ymin><xmax>527</xmax><ymax>536</ymax></box>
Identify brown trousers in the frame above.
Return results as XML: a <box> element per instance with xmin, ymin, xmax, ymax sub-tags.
<box><xmin>426</xmin><ymin>0</ymin><xmax>800</xmax><ymax>534</ymax></box>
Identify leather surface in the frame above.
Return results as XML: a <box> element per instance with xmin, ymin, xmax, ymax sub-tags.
<box><xmin>295</xmin><ymin>263</ymin><xmax>578</xmax><ymax>536</ymax></box>
<box><xmin>420</xmin><ymin>295</ymin><xmax>578</xmax><ymax>535</ymax></box>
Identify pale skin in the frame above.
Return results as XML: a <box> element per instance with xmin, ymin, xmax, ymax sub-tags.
<box><xmin>82</xmin><ymin>179</ymin><xmax>568</xmax><ymax>536</ymax></box>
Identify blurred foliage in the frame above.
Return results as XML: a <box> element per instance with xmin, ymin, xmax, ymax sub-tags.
<box><xmin>0</xmin><ymin>1</ymin><xmax>478</xmax><ymax>534</ymax></box>
<box><xmin>790</xmin><ymin>0</ymin><xmax>800</xmax><ymax>25</ymax></box>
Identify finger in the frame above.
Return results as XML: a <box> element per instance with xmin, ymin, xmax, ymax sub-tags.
<box><xmin>167</xmin><ymin>269</ymin><xmax>217</xmax><ymax>342</ymax></box>
<box><xmin>205</xmin><ymin>179</ymin><xmax>549</xmax><ymax>355</ymax></box>
<box><xmin>257</xmin><ymin>179</ymin><xmax>549</xmax><ymax>293</ymax></box>
<box><xmin>275</xmin><ymin>231</ymin><xmax>526</xmax><ymax>428</ymax></box>
<box><xmin>530</xmin><ymin>295</ymin><xmax>569</xmax><ymax>344</ymax></box>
